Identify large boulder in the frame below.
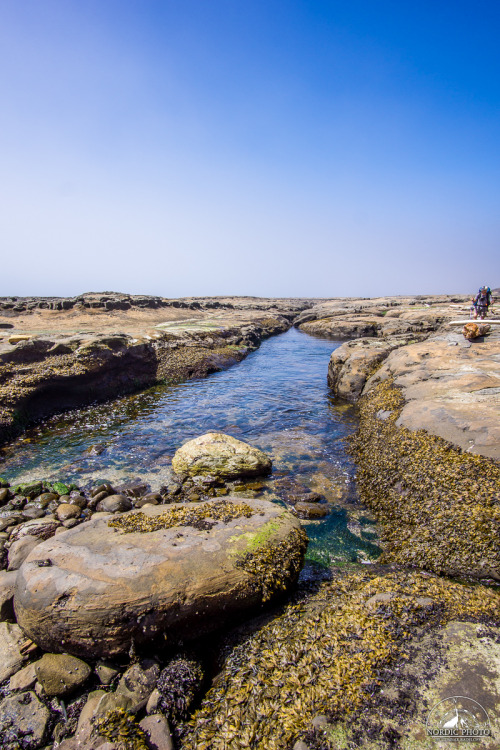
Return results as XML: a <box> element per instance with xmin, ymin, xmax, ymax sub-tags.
<box><xmin>172</xmin><ymin>432</ymin><xmax>272</xmax><ymax>479</ymax></box>
<box><xmin>14</xmin><ymin>499</ymin><xmax>306</xmax><ymax>659</ymax></box>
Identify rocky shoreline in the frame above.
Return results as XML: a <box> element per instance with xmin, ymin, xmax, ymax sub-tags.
<box><xmin>0</xmin><ymin>294</ymin><xmax>314</xmax><ymax>446</ymax></box>
<box><xmin>0</xmin><ymin>293</ymin><xmax>499</xmax><ymax>749</ymax></box>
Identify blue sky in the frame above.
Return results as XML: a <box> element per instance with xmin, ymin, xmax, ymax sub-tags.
<box><xmin>1</xmin><ymin>1</ymin><xmax>499</xmax><ymax>297</ymax></box>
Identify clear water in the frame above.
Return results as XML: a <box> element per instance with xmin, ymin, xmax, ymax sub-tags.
<box><xmin>0</xmin><ymin>327</ymin><xmax>380</xmax><ymax>567</ymax></box>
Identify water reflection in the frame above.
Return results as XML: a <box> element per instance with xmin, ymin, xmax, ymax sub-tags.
<box><xmin>0</xmin><ymin>327</ymin><xmax>380</xmax><ymax>566</ymax></box>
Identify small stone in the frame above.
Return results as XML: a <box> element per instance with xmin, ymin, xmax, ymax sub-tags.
<box><xmin>9</xmin><ymin>661</ymin><xmax>37</xmax><ymax>691</ymax></box>
<box><xmin>56</xmin><ymin>503</ymin><xmax>81</xmax><ymax>521</ymax></box>
<box><xmin>35</xmin><ymin>653</ymin><xmax>91</xmax><ymax>696</ymax></box>
<box><xmin>0</xmin><ymin>691</ymin><xmax>50</xmax><ymax>747</ymax></box>
<box><xmin>68</xmin><ymin>495</ymin><xmax>87</xmax><ymax>508</ymax></box>
<box><xmin>0</xmin><ymin>622</ymin><xmax>27</xmax><ymax>682</ymax></box>
<box><xmin>91</xmin><ymin>484</ymin><xmax>113</xmax><ymax>497</ymax></box>
<box><xmin>8</xmin><ymin>536</ymin><xmax>41</xmax><ymax>570</ymax></box>
<box><xmin>294</xmin><ymin>502</ymin><xmax>329</xmax><ymax>519</ymax></box>
<box><xmin>146</xmin><ymin>687</ymin><xmax>161</xmax><ymax>714</ymax></box>
<box><xmin>366</xmin><ymin>592</ymin><xmax>394</xmax><ymax>609</ymax></box>
<box><xmin>139</xmin><ymin>714</ymin><xmax>174</xmax><ymax>750</ymax></box>
<box><xmin>293</xmin><ymin>742</ymin><xmax>310</xmax><ymax>750</ymax></box>
<box><xmin>9</xmin><ymin>517</ymin><xmax>60</xmax><ymax>545</ymax></box>
<box><xmin>96</xmin><ymin>494</ymin><xmax>133</xmax><ymax>513</ymax></box>
<box><xmin>35</xmin><ymin>493</ymin><xmax>58</xmax><ymax>508</ymax></box>
<box><xmin>95</xmin><ymin>660</ymin><xmax>119</xmax><ymax>685</ymax></box>
<box><xmin>0</xmin><ymin>570</ymin><xmax>17</xmax><ymax>620</ymax></box>
<box><xmin>58</xmin><ymin>495</ymin><xmax>71</xmax><ymax>504</ymax></box>
<box><xmin>22</xmin><ymin>505</ymin><xmax>46</xmax><ymax>520</ymax></box>
<box><xmin>134</xmin><ymin>493</ymin><xmax>161</xmax><ymax>508</ymax></box>
<box><xmin>0</xmin><ymin>488</ymin><xmax>10</xmax><ymax>505</ymax></box>
<box><xmin>62</xmin><ymin>518</ymin><xmax>80</xmax><ymax>528</ymax></box>
<box><xmin>116</xmin><ymin>659</ymin><xmax>160</xmax><ymax>711</ymax></box>
<box><xmin>311</xmin><ymin>714</ymin><xmax>329</xmax><ymax>729</ymax></box>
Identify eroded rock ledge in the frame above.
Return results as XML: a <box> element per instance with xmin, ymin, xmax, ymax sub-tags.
<box><xmin>0</xmin><ymin>295</ymin><xmax>314</xmax><ymax>445</ymax></box>
<box><xmin>325</xmin><ymin>298</ymin><xmax>500</xmax><ymax>580</ymax></box>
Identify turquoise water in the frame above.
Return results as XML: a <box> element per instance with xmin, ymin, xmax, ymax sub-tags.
<box><xmin>0</xmin><ymin>327</ymin><xmax>380</xmax><ymax>567</ymax></box>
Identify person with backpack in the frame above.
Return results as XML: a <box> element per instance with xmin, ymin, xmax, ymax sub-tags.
<box><xmin>473</xmin><ymin>286</ymin><xmax>492</xmax><ymax>319</ymax></box>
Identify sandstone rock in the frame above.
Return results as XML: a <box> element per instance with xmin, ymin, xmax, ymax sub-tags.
<box><xmin>56</xmin><ymin>503</ymin><xmax>82</xmax><ymax>521</ymax></box>
<box><xmin>9</xmin><ymin>517</ymin><xmax>60</xmax><ymax>545</ymax></box>
<box><xmin>9</xmin><ymin>661</ymin><xmax>37</xmax><ymax>691</ymax></box>
<box><xmin>116</xmin><ymin>659</ymin><xmax>160</xmax><ymax>711</ymax></box>
<box><xmin>363</xmin><ymin>331</ymin><xmax>500</xmax><ymax>461</ymax></box>
<box><xmin>14</xmin><ymin>499</ymin><xmax>306</xmax><ymax>658</ymax></box>
<box><xmin>139</xmin><ymin>714</ymin><xmax>174</xmax><ymax>750</ymax></box>
<box><xmin>0</xmin><ymin>622</ymin><xmax>28</xmax><ymax>682</ymax></box>
<box><xmin>172</xmin><ymin>432</ymin><xmax>272</xmax><ymax>479</ymax></box>
<box><xmin>0</xmin><ymin>569</ymin><xmax>17</xmax><ymax>620</ymax></box>
<box><xmin>327</xmin><ymin>338</ymin><xmax>403</xmax><ymax>401</ymax></box>
<box><xmin>95</xmin><ymin>494</ymin><xmax>133</xmax><ymax>513</ymax></box>
<box><xmin>35</xmin><ymin>653</ymin><xmax>91</xmax><ymax>695</ymax></box>
<box><xmin>8</xmin><ymin>535</ymin><xmax>41</xmax><ymax>570</ymax></box>
<box><xmin>0</xmin><ymin>691</ymin><xmax>50</xmax><ymax>749</ymax></box>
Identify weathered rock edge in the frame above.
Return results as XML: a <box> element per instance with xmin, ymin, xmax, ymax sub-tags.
<box><xmin>0</xmin><ymin>310</ymin><xmax>294</xmax><ymax>446</ymax></box>
<box><xmin>13</xmin><ymin>499</ymin><xmax>307</xmax><ymax>659</ymax></box>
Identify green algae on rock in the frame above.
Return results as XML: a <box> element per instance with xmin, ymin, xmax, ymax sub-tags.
<box><xmin>235</xmin><ymin>526</ymin><xmax>308</xmax><ymax>602</ymax></box>
<box><xmin>108</xmin><ymin>499</ymin><xmax>255</xmax><ymax>534</ymax></box>
<box><xmin>14</xmin><ymin>499</ymin><xmax>305</xmax><ymax>658</ymax></box>
<box><xmin>349</xmin><ymin>379</ymin><xmax>500</xmax><ymax>579</ymax></box>
<box><xmin>181</xmin><ymin>569</ymin><xmax>500</xmax><ymax>750</ymax></box>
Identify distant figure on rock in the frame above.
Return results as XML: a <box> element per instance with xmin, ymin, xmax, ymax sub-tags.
<box><xmin>473</xmin><ymin>286</ymin><xmax>492</xmax><ymax>319</ymax></box>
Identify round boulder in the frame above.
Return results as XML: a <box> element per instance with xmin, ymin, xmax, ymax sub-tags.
<box><xmin>14</xmin><ymin>499</ymin><xmax>306</xmax><ymax>659</ymax></box>
<box><xmin>172</xmin><ymin>432</ymin><xmax>272</xmax><ymax>479</ymax></box>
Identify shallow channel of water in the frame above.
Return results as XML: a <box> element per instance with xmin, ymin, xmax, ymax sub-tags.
<box><xmin>0</xmin><ymin>327</ymin><xmax>381</xmax><ymax>567</ymax></box>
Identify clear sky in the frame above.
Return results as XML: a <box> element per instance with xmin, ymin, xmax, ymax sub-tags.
<box><xmin>1</xmin><ymin>1</ymin><xmax>499</xmax><ymax>298</ymax></box>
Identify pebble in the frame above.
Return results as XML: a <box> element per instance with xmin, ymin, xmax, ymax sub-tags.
<box><xmin>139</xmin><ymin>714</ymin><xmax>174</xmax><ymax>750</ymax></box>
<box><xmin>9</xmin><ymin>661</ymin><xmax>37</xmax><ymax>691</ymax></box>
<box><xmin>56</xmin><ymin>503</ymin><xmax>81</xmax><ymax>521</ymax></box>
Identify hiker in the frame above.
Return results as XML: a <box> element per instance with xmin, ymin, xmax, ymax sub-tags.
<box><xmin>473</xmin><ymin>286</ymin><xmax>492</xmax><ymax>320</ymax></box>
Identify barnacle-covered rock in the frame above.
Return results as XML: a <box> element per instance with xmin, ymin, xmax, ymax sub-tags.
<box><xmin>14</xmin><ymin>499</ymin><xmax>305</xmax><ymax>659</ymax></box>
<box><xmin>172</xmin><ymin>432</ymin><xmax>272</xmax><ymax>479</ymax></box>
<box><xmin>157</xmin><ymin>657</ymin><xmax>204</xmax><ymax>721</ymax></box>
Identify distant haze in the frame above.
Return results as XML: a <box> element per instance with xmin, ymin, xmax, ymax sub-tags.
<box><xmin>1</xmin><ymin>1</ymin><xmax>499</xmax><ymax>298</ymax></box>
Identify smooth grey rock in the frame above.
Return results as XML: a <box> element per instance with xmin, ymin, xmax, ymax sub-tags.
<box><xmin>146</xmin><ymin>687</ymin><xmax>161</xmax><ymax>714</ymax></box>
<box><xmin>95</xmin><ymin>494</ymin><xmax>133</xmax><ymax>513</ymax></box>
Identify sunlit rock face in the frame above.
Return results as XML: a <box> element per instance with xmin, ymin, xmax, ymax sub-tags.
<box><xmin>172</xmin><ymin>432</ymin><xmax>272</xmax><ymax>479</ymax></box>
<box><xmin>14</xmin><ymin>498</ymin><xmax>306</xmax><ymax>659</ymax></box>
